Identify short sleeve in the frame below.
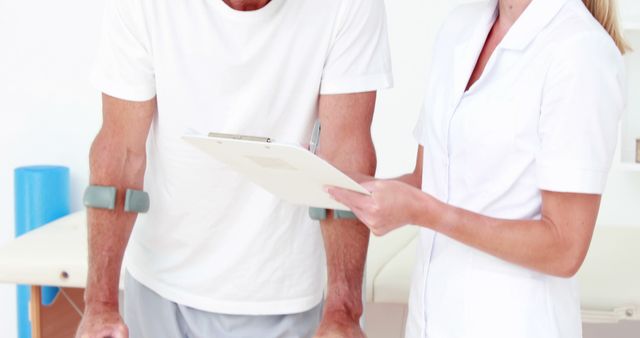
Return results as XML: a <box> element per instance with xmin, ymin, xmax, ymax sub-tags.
<box><xmin>536</xmin><ymin>33</ymin><xmax>625</xmax><ymax>194</ymax></box>
<box><xmin>91</xmin><ymin>0</ymin><xmax>156</xmax><ymax>101</ymax></box>
<box><xmin>319</xmin><ymin>0</ymin><xmax>393</xmax><ymax>95</ymax></box>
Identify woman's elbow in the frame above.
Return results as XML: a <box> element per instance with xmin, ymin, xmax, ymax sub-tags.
<box><xmin>547</xmin><ymin>246</ymin><xmax>589</xmax><ymax>278</ymax></box>
<box><xmin>552</xmin><ymin>258</ymin><xmax>583</xmax><ymax>278</ymax></box>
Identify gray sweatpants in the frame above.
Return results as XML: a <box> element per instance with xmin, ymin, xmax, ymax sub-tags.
<box><xmin>124</xmin><ymin>271</ymin><xmax>323</xmax><ymax>338</ymax></box>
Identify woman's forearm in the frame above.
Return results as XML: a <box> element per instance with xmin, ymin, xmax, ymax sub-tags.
<box><xmin>414</xmin><ymin>194</ymin><xmax>586</xmax><ymax>278</ymax></box>
<box><xmin>394</xmin><ymin>172</ymin><xmax>421</xmax><ymax>188</ymax></box>
<box><xmin>328</xmin><ymin>174</ymin><xmax>598</xmax><ymax>278</ymax></box>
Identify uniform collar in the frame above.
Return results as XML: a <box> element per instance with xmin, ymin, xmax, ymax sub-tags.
<box><xmin>499</xmin><ymin>0</ymin><xmax>569</xmax><ymax>51</ymax></box>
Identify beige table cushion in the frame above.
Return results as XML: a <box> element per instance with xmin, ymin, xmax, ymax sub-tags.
<box><xmin>2</xmin><ymin>210</ymin><xmax>637</xmax><ymax>322</ymax></box>
<box><xmin>0</xmin><ymin>211</ymin><xmax>90</xmax><ymax>288</ymax></box>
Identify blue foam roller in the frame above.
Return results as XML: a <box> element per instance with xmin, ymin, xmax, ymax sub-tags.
<box><xmin>14</xmin><ymin>165</ymin><xmax>70</xmax><ymax>338</ymax></box>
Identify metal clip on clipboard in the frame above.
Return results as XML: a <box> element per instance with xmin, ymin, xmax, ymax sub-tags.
<box><xmin>308</xmin><ymin>120</ymin><xmax>358</xmax><ymax>221</ymax></box>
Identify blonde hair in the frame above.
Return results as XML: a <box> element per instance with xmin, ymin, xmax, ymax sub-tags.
<box><xmin>583</xmin><ymin>0</ymin><xmax>631</xmax><ymax>54</ymax></box>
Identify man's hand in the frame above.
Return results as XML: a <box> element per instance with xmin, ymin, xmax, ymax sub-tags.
<box><xmin>314</xmin><ymin>309</ymin><xmax>365</xmax><ymax>338</ymax></box>
<box><xmin>76</xmin><ymin>303</ymin><xmax>128</xmax><ymax>338</ymax></box>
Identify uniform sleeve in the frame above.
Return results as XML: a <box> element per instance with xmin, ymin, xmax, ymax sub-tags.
<box><xmin>91</xmin><ymin>0</ymin><xmax>156</xmax><ymax>101</ymax></box>
<box><xmin>536</xmin><ymin>33</ymin><xmax>626</xmax><ymax>194</ymax></box>
<box><xmin>319</xmin><ymin>0</ymin><xmax>393</xmax><ymax>95</ymax></box>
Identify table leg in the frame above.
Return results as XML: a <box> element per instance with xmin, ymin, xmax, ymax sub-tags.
<box><xmin>30</xmin><ymin>285</ymin><xmax>42</xmax><ymax>338</ymax></box>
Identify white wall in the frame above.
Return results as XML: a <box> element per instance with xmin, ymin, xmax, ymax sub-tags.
<box><xmin>0</xmin><ymin>0</ymin><xmax>639</xmax><ymax>336</ymax></box>
<box><xmin>0</xmin><ymin>0</ymin><xmax>105</xmax><ymax>335</ymax></box>
<box><xmin>621</xmin><ymin>30</ymin><xmax>640</xmax><ymax>165</ymax></box>
<box><xmin>373</xmin><ymin>0</ymin><xmax>452</xmax><ymax>179</ymax></box>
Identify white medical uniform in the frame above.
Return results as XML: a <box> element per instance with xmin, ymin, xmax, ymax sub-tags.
<box><xmin>407</xmin><ymin>0</ymin><xmax>625</xmax><ymax>337</ymax></box>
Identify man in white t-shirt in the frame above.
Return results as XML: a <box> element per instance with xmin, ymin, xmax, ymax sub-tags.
<box><xmin>75</xmin><ymin>0</ymin><xmax>392</xmax><ymax>337</ymax></box>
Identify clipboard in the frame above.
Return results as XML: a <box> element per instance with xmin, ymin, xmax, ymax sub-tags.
<box><xmin>182</xmin><ymin>133</ymin><xmax>370</xmax><ymax>211</ymax></box>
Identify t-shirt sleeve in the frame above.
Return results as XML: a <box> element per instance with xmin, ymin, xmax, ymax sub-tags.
<box><xmin>91</xmin><ymin>0</ymin><xmax>156</xmax><ymax>101</ymax></box>
<box><xmin>536</xmin><ymin>33</ymin><xmax>626</xmax><ymax>194</ymax></box>
<box><xmin>319</xmin><ymin>0</ymin><xmax>393</xmax><ymax>95</ymax></box>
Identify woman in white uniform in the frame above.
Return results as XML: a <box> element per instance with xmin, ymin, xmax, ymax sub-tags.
<box><xmin>328</xmin><ymin>0</ymin><xmax>628</xmax><ymax>337</ymax></box>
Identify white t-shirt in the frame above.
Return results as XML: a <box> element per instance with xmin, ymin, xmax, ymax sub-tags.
<box><xmin>92</xmin><ymin>0</ymin><xmax>392</xmax><ymax>315</ymax></box>
<box><xmin>407</xmin><ymin>0</ymin><xmax>624</xmax><ymax>337</ymax></box>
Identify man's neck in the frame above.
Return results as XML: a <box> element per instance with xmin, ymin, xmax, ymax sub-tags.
<box><xmin>223</xmin><ymin>0</ymin><xmax>271</xmax><ymax>11</ymax></box>
<box><xmin>497</xmin><ymin>0</ymin><xmax>532</xmax><ymax>28</ymax></box>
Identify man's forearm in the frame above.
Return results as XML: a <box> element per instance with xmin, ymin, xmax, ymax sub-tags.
<box><xmin>85</xmin><ymin>209</ymin><xmax>136</xmax><ymax>307</ymax></box>
<box><xmin>84</xmin><ymin>132</ymin><xmax>146</xmax><ymax>308</ymax></box>
<box><xmin>312</xmin><ymin>91</ymin><xmax>378</xmax><ymax>334</ymax></box>
<box><xmin>319</xmin><ymin>144</ymin><xmax>376</xmax><ymax>319</ymax></box>
<box><xmin>320</xmin><ymin>217</ymin><xmax>371</xmax><ymax>319</ymax></box>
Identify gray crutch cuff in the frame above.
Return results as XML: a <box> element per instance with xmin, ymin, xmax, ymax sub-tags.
<box><xmin>83</xmin><ymin>185</ymin><xmax>149</xmax><ymax>213</ymax></box>
<box><xmin>309</xmin><ymin>207</ymin><xmax>357</xmax><ymax>220</ymax></box>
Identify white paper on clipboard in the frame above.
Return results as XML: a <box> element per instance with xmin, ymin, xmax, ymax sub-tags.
<box><xmin>182</xmin><ymin>133</ymin><xmax>370</xmax><ymax>211</ymax></box>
